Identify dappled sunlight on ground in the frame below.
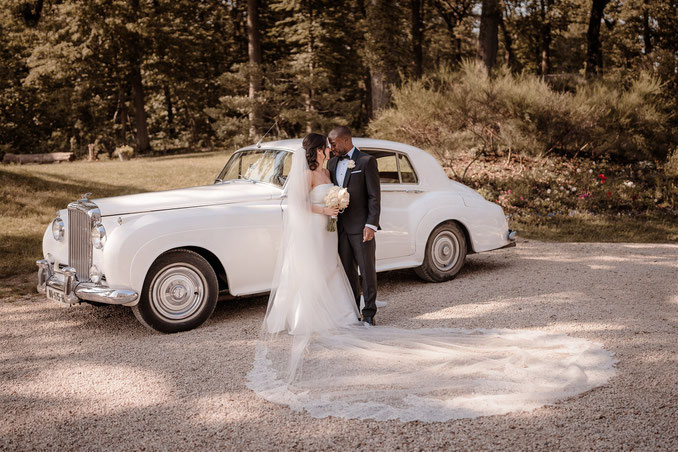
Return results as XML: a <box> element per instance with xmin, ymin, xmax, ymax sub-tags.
<box><xmin>1</xmin><ymin>240</ymin><xmax>677</xmax><ymax>449</ymax></box>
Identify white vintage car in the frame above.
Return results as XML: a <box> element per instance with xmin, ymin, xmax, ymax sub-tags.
<box><xmin>37</xmin><ymin>138</ymin><xmax>515</xmax><ymax>333</ymax></box>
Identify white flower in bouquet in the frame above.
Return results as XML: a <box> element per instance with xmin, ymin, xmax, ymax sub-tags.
<box><xmin>324</xmin><ymin>186</ymin><xmax>350</xmax><ymax>231</ymax></box>
<box><xmin>337</xmin><ymin>187</ymin><xmax>350</xmax><ymax>210</ymax></box>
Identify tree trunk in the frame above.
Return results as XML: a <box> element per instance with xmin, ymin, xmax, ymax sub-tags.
<box><xmin>366</xmin><ymin>0</ymin><xmax>398</xmax><ymax>113</ymax></box>
<box><xmin>539</xmin><ymin>0</ymin><xmax>552</xmax><ymax>75</ymax></box>
<box><xmin>247</xmin><ymin>0</ymin><xmax>263</xmax><ymax>139</ymax></box>
<box><xmin>585</xmin><ymin>0</ymin><xmax>611</xmax><ymax>78</ymax></box>
<box><xmin>477</xmin><ymin>0</ymin><xmax>500</xmax><ymax>74</ymax></box>
<box><xmin>127</xmin><ymin>0</ymin><xmax>151</xmax><ymax>153</ymax></box>
<box><xmin>21</xmin><ymin>0</ymin><xmax>44</xmax><ymax>26</ymax></box>
<box><xmin>410</xmin><ymin>0</ymin><xmax>424</xmax><ymax>78</ymax></box>
<box><xmin>432</xmin><ymin>1</ymin><xmax>472</xmax><ymax>64</ymax></box>
<box><xmin>129</xmin><ymin>66</ymin><xmax>151</xmax><ymax>153</ymax></box>
<box><xmin>305</xmin><ymin>2</ymin><xmax>315</xmax><ymax>134</ymax></box>
<box><xmin>356</xmin><ymin>0</ymin><xmax>373</xmax><ymax>120</ymax></box>
<box><xmin>164</xmin><ymin>84</ymin><xmax>176</xmax><ymax>139</ymax></box>
<box><xmin>114</xmin><ymin>82</ymin><xmax>128</xmax><ymax>146</ymax></box>
<box><xmin>642</xmin><ymin>0</ymin><xmax>653</xmax><ymax>55</ymax></box>
<box><xmin>498</xmin><ymin>9</ymin><xmax>513</xmax><ymax>69</ymax></box>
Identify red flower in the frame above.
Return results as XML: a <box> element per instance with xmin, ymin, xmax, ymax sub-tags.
<box><xmin>606</xmin><ymin>191</ymin><xmax>612</xmax><ymax>198</ymax></box>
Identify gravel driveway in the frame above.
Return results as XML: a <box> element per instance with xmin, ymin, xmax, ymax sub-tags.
<box><xmin>1</xmin><ymin>240</ymin><xmax>677</xmax><ymax>451</ymax></box>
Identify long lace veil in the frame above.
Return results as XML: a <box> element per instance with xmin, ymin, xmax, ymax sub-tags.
<box><xmin>247</xmin><ymin>147</ymin><xmax>616</xmax><ymax>422</ymax></box>
<box><xmin>255</xmin><ymin>146</ymin><xmax>314</xmax><ymax>382</ymax></box>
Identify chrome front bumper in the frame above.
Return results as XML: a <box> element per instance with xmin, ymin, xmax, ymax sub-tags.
<box><xmin>36</xmin><ymin>259</ymin><xmax>138</xmax><ymax>305</ymax></box>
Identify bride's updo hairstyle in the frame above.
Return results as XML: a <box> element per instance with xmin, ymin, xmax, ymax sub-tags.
<box><xmin>303</xmin><ymin>133</ymin><xmax>327</xmax><ymax>171</ymax></box>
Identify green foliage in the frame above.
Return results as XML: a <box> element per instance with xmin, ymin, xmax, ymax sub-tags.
<box><xmin>0</xmin><ymin>0</ymin><xmax>676</xmax><ymax>160</ymax></box>
<box><xmin>369</xmin><ymin>62</ymin><xmax>675</xmax><ymax>163</ymax></box>
<box><xmin>208</xmin><ymin>0</ymin><xmax>367</xmax><ymax>141</ymax></box>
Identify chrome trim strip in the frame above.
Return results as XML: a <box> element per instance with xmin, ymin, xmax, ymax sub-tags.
<box><xmin>381</xmin><ymin>189</ymin><xmax>425</xmax><ymax>193</ymax></box>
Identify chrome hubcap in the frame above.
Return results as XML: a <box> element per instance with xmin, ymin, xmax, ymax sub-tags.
<box><xmin>432</xmin><ymin>231</ymin><xmax>460</xmax><ymax>272</ymax></box>
<box><xmin>150</xmin><ymin>263</ymin><xmax>207</xmax><ymax>321</ymax></box>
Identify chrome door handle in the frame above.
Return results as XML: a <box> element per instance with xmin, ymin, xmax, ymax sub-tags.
<box><xmin>383</xmin><ymin>189</ymin><xmax>424</xmax><ymax>194</ymax></box>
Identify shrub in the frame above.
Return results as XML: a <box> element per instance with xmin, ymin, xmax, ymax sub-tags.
<box><xmin>368</xmin><ymin>62</ymin><xmax>675</xmax><ymax>164</ymax></box>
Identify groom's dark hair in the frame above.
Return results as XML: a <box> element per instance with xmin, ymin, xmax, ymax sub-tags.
<box><xmin>330</xmin><ymin>125</ymin><xmax>351</xmax><ymax>138</ymax></box>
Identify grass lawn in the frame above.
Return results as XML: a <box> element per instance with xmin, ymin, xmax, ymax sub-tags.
<box><xmin>0</xmin><ymin>151</ymin><xmax>232</xmax><ymax>284</ymax></box>
<box><xmin>1</xmin><ymin>150</ymin><xmax>676</xmax><ymax>299</ymax></box>
<box><xmin>512</xmin><ymin>213</ymin><xmax>678</xmax><ymax>243</ymax></box>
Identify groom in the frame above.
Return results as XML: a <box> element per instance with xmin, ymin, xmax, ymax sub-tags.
<box><xmin>327</xmin><ymin>126</ymin><xmax>381</xmax><ymax>325</ymax></box>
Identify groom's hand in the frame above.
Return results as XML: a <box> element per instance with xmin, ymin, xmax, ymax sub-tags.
<box><xmin>363</xmin><ymin>226</ymin><xmax>375</xmax><ymax>242</ymax></box>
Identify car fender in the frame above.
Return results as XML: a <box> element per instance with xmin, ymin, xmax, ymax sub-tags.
<box><xmin>102</xmin><ymin>203</ymin><xmax>281</xmax><ymax>298</ymax></box>
<box><xmin>412</xmin><ymin>195</ymin><xmax>472</xmax><ymax>262</ymax></box>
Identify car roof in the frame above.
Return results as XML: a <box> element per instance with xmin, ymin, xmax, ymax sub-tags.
<box><xmin>237</xmin><ymin>137</ymin><xmax>451</xmax><ymax>188</ymax></box>
<box><xmin>240</xmin><ymin>138</ymin><xmax>422</xmax><ymax>154</ymax></box>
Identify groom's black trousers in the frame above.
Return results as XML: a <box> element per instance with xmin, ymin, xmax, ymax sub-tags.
<box><xmin>338</xmin><ymin>231</ymin><xmax>377</xmax><ymax>318</ymax></box>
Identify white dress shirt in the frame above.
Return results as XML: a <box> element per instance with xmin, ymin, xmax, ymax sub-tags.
<box><xmin>336</xmin><ymin>147</ymin><xmax>355</xmax><ymax>187</ymax></box>
<box><xmin>336</xmin><ymin>147</ymin><xmax>377</xmax><ymax>232</ymax></box>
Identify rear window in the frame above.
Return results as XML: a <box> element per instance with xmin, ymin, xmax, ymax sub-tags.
<box><xmin>363</xmin><ymin>150</ymin><xmax>418</xmax><ymax>184</ymax></box>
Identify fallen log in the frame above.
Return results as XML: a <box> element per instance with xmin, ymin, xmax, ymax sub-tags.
<box><xmin>2</xmin><ymin>152</ymin><xmax>74</xmax><ymax>164</ymax></box>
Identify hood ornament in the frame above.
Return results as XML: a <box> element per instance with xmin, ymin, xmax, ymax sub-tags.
<box><xmin>79</xmin><ymin>192</ymin><xmax>92</xmax><ymax>201</ymax></box>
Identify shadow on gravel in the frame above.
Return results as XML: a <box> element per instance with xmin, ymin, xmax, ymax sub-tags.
<box><xmin>1</xmin><ymin>242</ymin><xmax>677</xmax><ymax>450</ymax></box>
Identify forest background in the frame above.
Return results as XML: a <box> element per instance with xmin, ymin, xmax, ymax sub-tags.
<box><xmin>0</xmin><ymin>0</ymin><xmax>677</xmax><ymax>283</ymax></box>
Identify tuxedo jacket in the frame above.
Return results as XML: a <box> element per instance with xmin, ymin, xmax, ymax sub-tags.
<box><xmin>328</xmin><ymin>147</ymin><xmax>381</xmax><ymax>235</ymax></box>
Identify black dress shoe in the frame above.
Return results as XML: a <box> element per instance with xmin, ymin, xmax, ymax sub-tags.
<box><xmin>362</xmin><ymin>316</ymin><xmax>375</xmax><ymax>326</ymax></box>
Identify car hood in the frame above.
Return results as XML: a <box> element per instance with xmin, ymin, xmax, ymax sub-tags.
<box><xmin>92</xmin><ymin>183</ymin><xmax>281</xmax><ymax>217</ymax></box>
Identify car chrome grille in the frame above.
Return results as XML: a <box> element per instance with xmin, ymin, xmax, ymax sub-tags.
<box><xmin>68</xmin><ymin>207</ymin><xmax>92</xmax><ymax>281</ymax></box>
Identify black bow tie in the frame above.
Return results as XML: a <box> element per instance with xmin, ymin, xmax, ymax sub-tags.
<box><xmin>337</xmin><ymin>154</ymin><xmax>350</xmax><ymax>160</ymax></box>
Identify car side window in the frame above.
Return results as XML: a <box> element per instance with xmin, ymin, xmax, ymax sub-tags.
<box><xmin>398</xmin><ymin>154</ymin><xmax>418</xmax><ymax>184</ymax></box>
<box><xmin>276</xmin><ymin>151</ymin><xmax>292</xmax><ymax>186</ymax></box>
<box><xmin>363</xmin><ymin>150</ymin><xmax>418</xmax><ymax>184</ymax></box>
<box><xmin>373</xmin><ymin>152</ymin><xmax>399</xmax><ymax>184</ymax></box>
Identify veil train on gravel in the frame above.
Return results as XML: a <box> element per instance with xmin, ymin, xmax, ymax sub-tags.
<box><xmin>247</xmin><ymin>146</ymin><xmax>616</xmax><ymax>422</ymax></box>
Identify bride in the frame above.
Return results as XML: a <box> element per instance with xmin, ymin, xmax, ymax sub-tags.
<box><xmin>247</xmin><ymin>133</ymin><xmax>616</xmax><ymax>422</ymax></box>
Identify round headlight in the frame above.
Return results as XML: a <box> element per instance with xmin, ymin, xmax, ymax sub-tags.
<box><xmin>51</xmin><ymin>217</ymin><xmax>65</xmax><ymax>241</ymax></box>
<box><xmin>91</xmin><ymin>223</ymin><xmax>107</xmax><ymax>249</ymax></box>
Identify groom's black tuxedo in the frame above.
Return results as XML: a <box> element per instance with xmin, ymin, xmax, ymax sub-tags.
<box><xmin>328</xmin><ymin>147</ymin><xmax>381</xmax><ymax>318</ymax></box>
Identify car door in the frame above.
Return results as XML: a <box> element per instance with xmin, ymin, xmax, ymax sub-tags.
<box><xmin>362</xmin><ymin>149</ymin><xmax>420</xmax><ymax>260</ymax></box>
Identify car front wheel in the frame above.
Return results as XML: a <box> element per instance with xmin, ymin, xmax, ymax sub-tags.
<box><xmin>415</xmin><ymin>222</ymin><xmax>467</xmax><ymax>283</ymax></box>
<box><xmin>132</xmin><ymin>249</ymin><xmax>218</xmax><ymax>333</ymax></box>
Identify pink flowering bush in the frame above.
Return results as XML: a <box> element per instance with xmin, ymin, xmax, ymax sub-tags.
<box><xmin>460</xmin><ymin>153</ymin><xmax>677</xmax><ymax>225</ymax></box>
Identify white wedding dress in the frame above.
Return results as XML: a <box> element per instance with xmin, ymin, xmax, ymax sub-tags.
<box><xmin>264</xmin><ymin>183</ymin><xmax>360</xmax><ymax>335</ymax></box>
<box><xmin>247</xmin><ymin>149</ymin><xmax>616</xmax><ymax>422</ymax></box>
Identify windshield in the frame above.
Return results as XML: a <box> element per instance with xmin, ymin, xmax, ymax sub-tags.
<box><xmin>216</xmin><ymin>149</ymin><xmax>292</xmax><ymax>187</ymax></box>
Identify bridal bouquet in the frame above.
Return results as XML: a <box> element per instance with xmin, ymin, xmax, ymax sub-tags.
<box><xmin>324</xmin><ymin>186</ymin><xmax>350</xmax><ymax>231</ymax></box>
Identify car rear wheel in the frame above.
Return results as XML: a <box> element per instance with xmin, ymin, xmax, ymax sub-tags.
<box><xmin>415</xmin><ymin>222</ymin><xmax>467</xmax><ymax>283</ymax></box>
<box><xmin>132</xmin><ymin>249</ymin><xmax>218</xmax><ymax>333</ymax></box>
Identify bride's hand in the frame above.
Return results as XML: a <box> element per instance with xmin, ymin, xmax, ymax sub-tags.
<box><xmin>324</xmin><ymin>206</ymin><xmax>340</xmax><ymax>216</ymax></box>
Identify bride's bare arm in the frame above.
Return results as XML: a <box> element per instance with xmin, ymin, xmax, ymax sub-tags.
<box><xmin>307</xmin><ymin>170</ymin><xmax>338</xmax><ymax>216</ymax></box>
